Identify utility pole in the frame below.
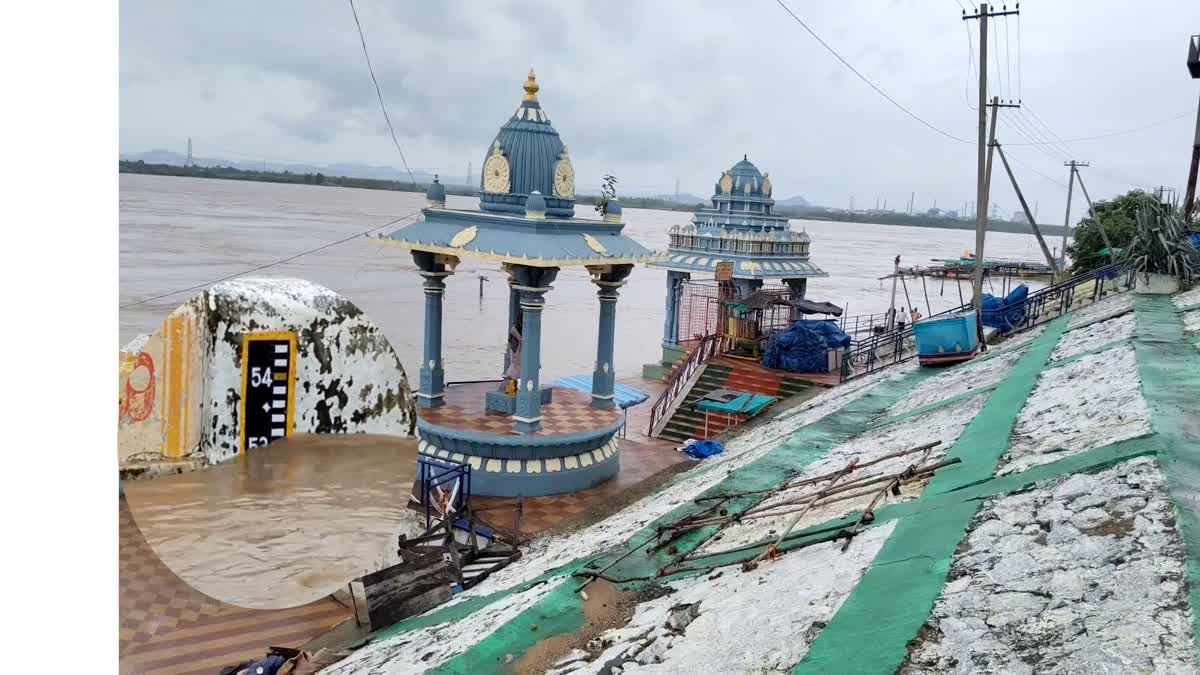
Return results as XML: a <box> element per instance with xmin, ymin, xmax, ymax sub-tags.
<box><xmin>186</xmin><ymin>137</ymin><xmax>193</xmax><ymax>167</ymax></box>
<box><xmin>467</xmin><ymin>161</ymin><xmax>472</xmax><ymax>187</ymax></box>
<box><xmin>964</xmin><ymin>2</ymin><xmax>1018</xmax><ymax>346</ymax></box>
<box><xmin>1060</xmin><ymin>161</ymin><xmax>1086</xmax><ymax>269</ymax></box>
<box><xmin>675</xmin><ymin>178</ymin><xmax>680</xmax><ymax>200</ymax></box>
<box><xmin>995</xmin><ymin>142</ymin><xmax>1058</xmax><ymax>273</ymax></box>
<box><xmin>1153</xmin><ymin>185</ymin><xmax>1177</xmax><ymax>207</ymax></box>
<box><xmin>1185</xmin><ymin>34</ymin><xmax>1200</xmax><ymax>216</ymax></box>
<box><xmin>1187</xmin><ymin>93</ymin><xmax>1200</xmax><ymax>216</ymax></box>
<box><xmin>909</xmin><ymin>191</ymin><xmax>914</xmax><ymax>214</ymax></box>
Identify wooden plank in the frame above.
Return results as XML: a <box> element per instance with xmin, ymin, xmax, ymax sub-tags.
<box><xmin>361</xmin><ymin>553</ymin><xmax>454</xmax><ymax>630</ymax></box>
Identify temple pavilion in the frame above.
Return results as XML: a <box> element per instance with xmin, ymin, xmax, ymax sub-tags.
<box><xmin>647</xmin><ymin>156</ymin><xmax>829</xmax><ymax>372</ymax></box>
<box><xmin>382</xmin><ymin>70</ymin><xmax>659</xmax><ymax>497</ymax></box>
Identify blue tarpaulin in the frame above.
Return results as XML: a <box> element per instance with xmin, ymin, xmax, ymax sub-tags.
<box><xmin>1189</xmin><ymin>233</ymin><xmax>1200</xmax><ymax>250</ymax></box>
<box><xmin>980</xmin><ymin>284</ymin><xmax>1029</xmax><ymax>333</ymax></box>
<box><xmin>549</xmin><ymin>376</ymin><xmax>650</xmax><ymax>409</ymax></box>
<box><xmin>682</xmin><ymin>440</ymin><xmax>725</xmax><ymax>460</ymax></box>
<box><xmin>762</xmin><ymin>320</ymin><xmax>850</xmax><ymax>373</ymax></box>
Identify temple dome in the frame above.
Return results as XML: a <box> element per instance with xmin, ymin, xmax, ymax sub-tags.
<box><xmin>729</xmin><ymin>155</ymin><xmax>763</xmax><ymax>182</ymax></box>
<box><xmin>713</xmin><ymin>155</ymin><xmax>772</xmax><ymax>198</ymax></box>
<box><xmin>479</xmin><ymin>69</ymin><xmax>576</xmax><ymax>218</ymax></box>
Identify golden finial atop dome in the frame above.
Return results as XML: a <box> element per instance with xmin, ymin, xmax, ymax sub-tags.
<box><xmin>523</xmin><ymin>68</ymin><xmax>540</xmax><ymax>102</ymax></box>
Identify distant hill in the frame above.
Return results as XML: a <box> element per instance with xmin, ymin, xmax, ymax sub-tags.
<box><xmin>647</xmin><ymin>192</ymin><xmax>707</xmax><ymax>206</ymax></box>
<box><xmin>775</xmin><ymin>195</ymin><xmax>812</xmax><ymax>208</ymax></box>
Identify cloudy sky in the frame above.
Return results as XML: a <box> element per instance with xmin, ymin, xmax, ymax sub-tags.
<box><xmin>120</xmin><ymin>0</ymin><xmax>1198</xmax><ymax>217</ymax></box>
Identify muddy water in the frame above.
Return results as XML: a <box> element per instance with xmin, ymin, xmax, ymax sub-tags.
<box><xmin>120</xmin><ymin>174</ymin><xmax>1051</xmax><ymax>381</ymax></box>
<box><xmin>122</xmin><ymin>433</ymin><xmax>423</xmax><ymax>610</ymax></box>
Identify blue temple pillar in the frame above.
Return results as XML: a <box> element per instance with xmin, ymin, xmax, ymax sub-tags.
<box><xmin>785</xmin><ymin>278</ymin><xmax>808</xmax><ymax>321</ymax></box>
<box><xmin>591</xmin><ymin>264</ymin><xmax>634</xmax><ymax>410</ymax></box>
<box><xmin>412</xmin><ymin>251</ymin><xmax>456</xmax><ymax>409</ymax></box>
<box><xmin>662</xmin><ymin>270</ymin><xmax>690</xmax><ymax>346</ymax></box>
<box><xmin>502</xmin><ymin>276</ymin><xmax>520</xmax><ymax>375</ymax></box>
<box><xmin>510</xmin><ymin>265</ymin><xmax>559</xmax><ymax>433</ymax></box>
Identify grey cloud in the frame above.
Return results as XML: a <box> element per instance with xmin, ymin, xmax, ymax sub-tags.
<box><xmin>121</xmin><ymin>0</ymin><xmax>1200</xmax><ymax>211</ymax></box>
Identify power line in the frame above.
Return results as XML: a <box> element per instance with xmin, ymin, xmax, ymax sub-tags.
<box><xmin>349</xmin><ymin>0</ymin><xmax>418</xmax><ymax>188</ymax></box>
<box><xmin>991</xmin><ymin>14</ymin><xmax>1003</xmax><ymax>100</ymax></box>
<box><xmin>963</xmin><ymin>20</ymin><xmax>978</xmax><ymax>111</ymax></box>
<box><xmin>1003</xmin><ymin>14</ymin><xmax>1013</xmax><ymax>102</ymax></box>
<box><xmin>1020</xmin><ymin>105</ymin><xmax>1075</xmax><ymax>157</ymax></box>
<box><xmin>1009</xmin><ymin>113</ymin><xmax>1071</xmax><ymax>161</ymax></box>
<box><xmin>1002</xmin><ymin>113</ymin><xmax>1069</xmax><ymax>164</ymax></box>
<box><xmin>1015</xmin><ymin>11</ymin><xmax>1022</xmax><ymax>100</ymax></box>
<box><xmin>1001</xmin><ymin>111</ymin><xmax>1191</xmax><ymax>145</ymax></box>
<box><xmin>120</xmin><ymin>210</ymin><xmax>421</xmax><ymax>309</ymax></box>
<box><xmin>774</xmin><ymin>0</ymin><xmax>973</xmax><ymax>144</ymax></box>
<box><xmin>1002</xmin><ymin>147</ymin><xmax>1068</xmax><ymax>187</ymax></box>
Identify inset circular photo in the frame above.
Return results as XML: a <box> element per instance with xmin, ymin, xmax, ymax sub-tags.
<box><xmin>119</xmin><ymin>278</ymin><xmax>423</xmax><ymax>610</ymax></box>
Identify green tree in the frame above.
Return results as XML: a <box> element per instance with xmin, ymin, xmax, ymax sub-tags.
<box><xmin>594</xmin><ymin>174</ymin><xmax>618</xmax><ymax>217</ymax></box>
<box><xmin>1066</xmin><ymin>189</ymin><xmax>1158</xmax><ymax>274</ymax></box>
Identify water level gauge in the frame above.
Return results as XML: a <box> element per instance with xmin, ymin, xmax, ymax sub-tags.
<box><xmin>239</xmin><ymin>332</ymin><xmax>297</xmax><ymax>452</ymax></box>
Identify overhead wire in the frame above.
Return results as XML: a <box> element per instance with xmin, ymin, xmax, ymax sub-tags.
<box><xmin>349</xmin><ymin>0</ymin><xmax>418</xmax><ymax>188</ymax></box>
<box><xmin>991</xmin><ymin>14</ymin><xmax>1003</xmax><ymax>101</ymax></box>
<box><xmin>1003</xmin><ymin>13</ymin><xmax>1013</xmax><ymax>102</ymax></box>
<box><xmin>1016</xmin><ymin>9</ymin><xmax>1022</xmax><ymax>100</ymax></box>
<box><xmin>120</xmin><ymin>210</ymin><xmax>422</xmax><ymax>309</ymax></box>
<box><xmin>1000</xmin><ymin>111</ymin><xmax>1191</xmax><ymax>145</ymax></box>
<box><xmin>1002</xmin><ymin>113</ymin><xmax>1068</xmax><ymax>163</ymax></box>
<box><xmin>773</xmin><ymin>0</ymin><xmax>973</xmax><ymax>144</ymax></box>
<box><xmin>1018</xmin><ymin>106</ymin><xmax>1075</xmax><ymax>158</ymax></box>
<box><xmin>1014</xmin><ymin>114</ymin><xmax>1069</xmax><ymax>160</ymax></box>
<box><xmin>1001</xmin><ymin>147</ymin><xmax>1068</xmax><ymax>188</ymax></box>
<box><xmin>963</xmin><ymin>19</ymin><xmax>978</xmax><ymax>110</ymax></box>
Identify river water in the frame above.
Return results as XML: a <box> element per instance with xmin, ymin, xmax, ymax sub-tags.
<box><xmin>120</xmin><ymin>174</ymin><xmax>1051</xmax><ymax>381</ymax></box>
<box><xmin>122</xmin><ymin>432</ymin><xmax>423</xmax><ymax>609</ymax></box>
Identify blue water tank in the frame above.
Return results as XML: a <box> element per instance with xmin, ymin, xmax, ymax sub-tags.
<box><xmin>913</xmin><ymin>311</ymin><xmax>979</xmax><ymax>362</ymax></box>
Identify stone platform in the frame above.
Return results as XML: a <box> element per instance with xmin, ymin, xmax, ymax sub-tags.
<box><xmin>416</xmin><ymin>382</ymin><xmax>626</xmax><ymax>497</ymax></box>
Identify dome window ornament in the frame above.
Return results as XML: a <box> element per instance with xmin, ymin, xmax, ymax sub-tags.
<box><xmin>483</xmin><ymin>141</ymin><xmax>511</xmax><ymax>195</ymax></box>
<box><xmin>719</xmin><ymin>172</ymin><xmax>733</xmax><ymax>194</ymax></box>
<box><xmin>553</xmin><ymin>148</ymin><xmax>575</xmax><ymax>199</ymax></box>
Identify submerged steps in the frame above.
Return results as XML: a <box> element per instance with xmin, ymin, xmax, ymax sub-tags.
<box><xmin>657</xmin><ymin>363</ymin><xmax>820</xmax><ymax>444</ymax></box>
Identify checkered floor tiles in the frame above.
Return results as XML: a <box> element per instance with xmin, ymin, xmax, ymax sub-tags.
<box><xmin>118</xmin><ymin>498</ymin><xmax>351</xmax><ymax>675</ymax></box>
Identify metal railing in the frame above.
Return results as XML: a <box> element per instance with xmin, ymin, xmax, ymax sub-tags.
<box><xmin>839</xmin><ymin>312</ymin><xmax>896</xmax><ymax>339</ymax></box>
<box><xmin>414</xmin><ymin>454</ymin><xmax>472</xmax><ymax>532</ymax></box>
<box><xmin>838</xmin><ymin>263</ymin><xmax>1133</xmax><ymax>382</ymax></box>
<box><xmin>839</xmin><ymin>325</ymin><xmax>917</xmax><ymax>382</ymax></box>
<box><xmin>647</xmin><ymin>333</ymin><xmax>731</xmax><ymax>437</ymax></box>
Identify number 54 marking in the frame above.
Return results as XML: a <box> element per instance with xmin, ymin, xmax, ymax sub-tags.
<box><xmin>251</xmin><ymin>367</ymin><xmax>272</xmax><ymax>387</ymax></box>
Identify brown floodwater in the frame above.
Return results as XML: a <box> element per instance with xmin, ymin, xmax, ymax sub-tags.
<box><xmin>122</xmin><ymin>433</ymin><xmax>423</xmax><ymax>610</ymax></box>
<box><xmin>120</xmin><ymin>174</ymin><xmax>1050</xmax><ymax>380</ymax></box>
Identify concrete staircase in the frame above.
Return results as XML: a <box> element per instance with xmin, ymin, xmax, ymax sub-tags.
<box><xmin>656</xmin><ymin>360</ymin><xmax>818</xmax><ymax>445</ymax></box>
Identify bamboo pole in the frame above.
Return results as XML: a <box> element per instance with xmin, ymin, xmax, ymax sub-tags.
<box><xmin>750</xmin><ymin>459</ymin><xmax>859</xmax><ymax>565</ymax></box>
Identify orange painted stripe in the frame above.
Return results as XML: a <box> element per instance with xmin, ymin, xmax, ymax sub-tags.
<box><xmin>165</xmin><ymin>316</ymin><xmax>184</xmax><ymax>458</ymax></box>
<box><xmin>181</xmin><ymin>315</ymin><xmax>191</xmax><ymax>456</ymax></box>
